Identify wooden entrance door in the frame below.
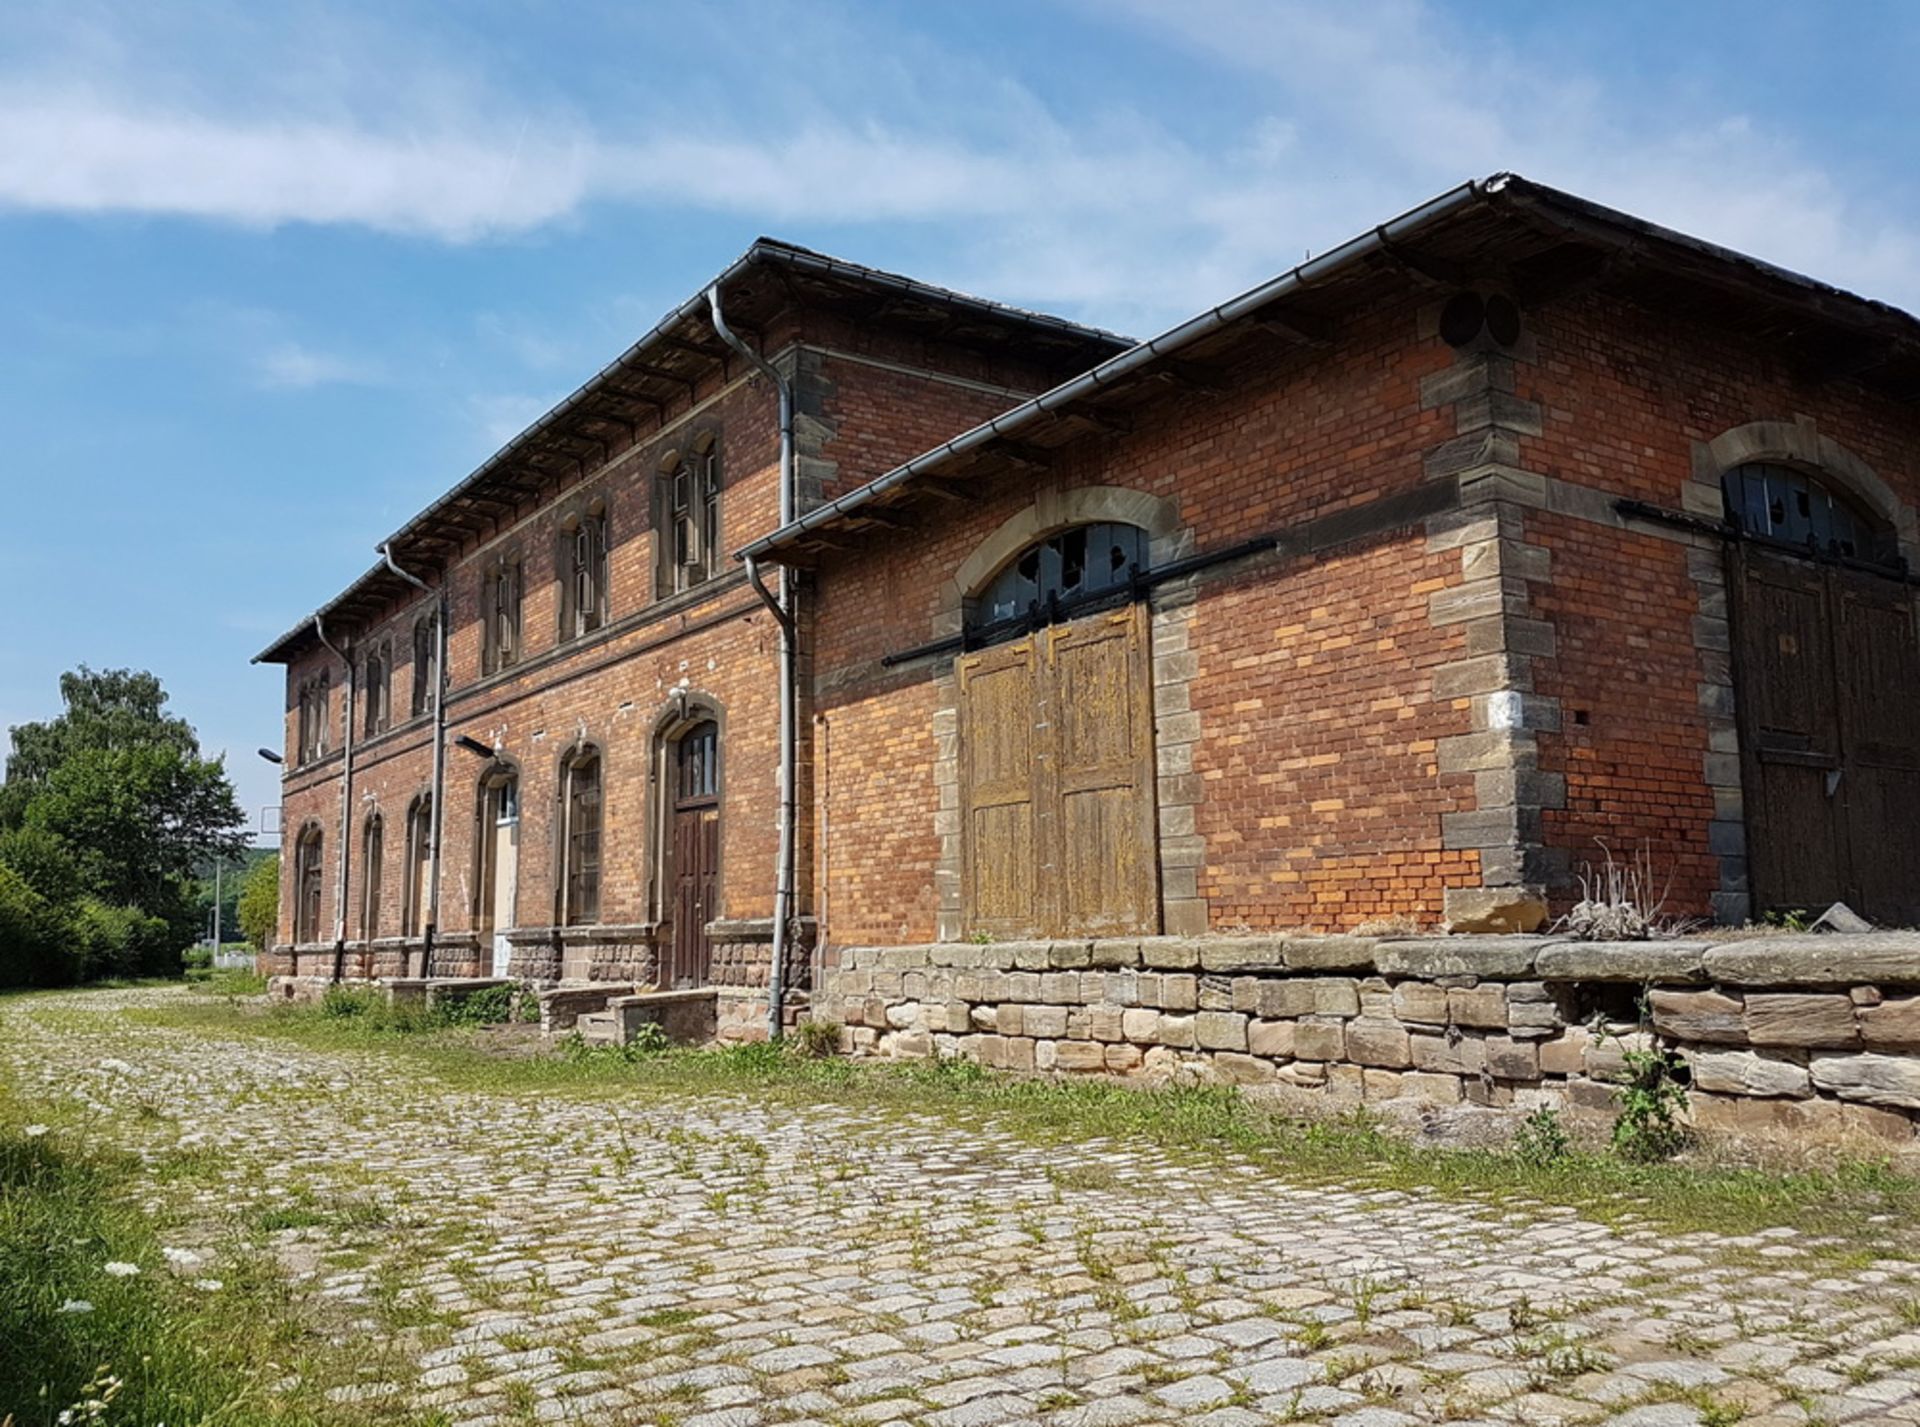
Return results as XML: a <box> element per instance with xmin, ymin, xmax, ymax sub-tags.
<box><xmin>1731</xmin><ymin>546</ymin><xmax>1920</xmax><ymax>923</ymax></box>
<box><xmin>664</xmin><ymin>721</ymin><xmax>719</xmax><ymax>988</ymax></box>
<box><xmin>957</xmin><ymin>604</ymin><xmax>1158</xmax><ymax>938</ymax></box>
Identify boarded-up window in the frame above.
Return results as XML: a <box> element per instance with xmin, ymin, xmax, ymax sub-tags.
<box><xmin>403</xmin><ymin>795</ymin><xmax>432</xmax><ymax>937</ymax></box>
<box><xmin>294</xmin><ymin>825</ymin><xmax>324</xmax><ymax>943</ymax></box>
<box><xmin>558</xmin><ymin>509</ymin><xmax>610</xmax><ymax>641</ymax></box>
<box><xmin>481</xmin><ymin>561</ymin><xmax>523</xmax><ymax>674</ymax></box>
<box><xmin>363</xmin><ymin>643</ymin><xmax>391</xmax><ymax>736</ymax></box>
<box><xmin>360</xmin><ymin>813</ymin><xmax>383</xmax><ymax>939</ymax></box>
<box><xmin>559</xmin><ymin>751</ymin><xmax>602</xmax><ymax>926</ymax></box>
<box><xmin>957</xmin><ymin>604</ymin><xmax>1158</xmax><ymax>938</ymax></box>
<box><xmin>411</xmin><ymin>617</ymin><xmax>438</xmax><ymax>718</ymax></box>
<box><xmin>657</xmin><ymin>439</ymin><xmax>720</xmax><ymax>596</ymax></box>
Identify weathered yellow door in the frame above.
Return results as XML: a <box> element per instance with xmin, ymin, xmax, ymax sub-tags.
<box><xmin>957</xmin><ymin>603</ymin><xmax>1158</xmax><ymax>938</ymax></box>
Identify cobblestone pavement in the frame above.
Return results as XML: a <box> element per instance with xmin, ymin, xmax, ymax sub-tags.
<box><xmin>7</xmin><ymin>989</ymin><xmax>1920</xmax><ymax>1427</ymax></box>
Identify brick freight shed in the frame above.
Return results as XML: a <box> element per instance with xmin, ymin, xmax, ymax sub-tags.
<box><xmin>261</xmin><ymin>175</ymin><xmax>1920</xmax><ymax>1037</ymax></box>
<box><xmin>744</xmin><ymin>174</ymin><xmax>1920</xmax><ymax>949</ymax></box>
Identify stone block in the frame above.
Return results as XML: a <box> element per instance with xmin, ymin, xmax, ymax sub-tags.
<box><xmin>1402</xmin><ymin>1071</ymin><xmax>1465</xmax><ymax>1104</ymax></box>
<box><xmin>1810</xmin><ymin>1053</ymin><xmax>1920</xmax><ymax>1110</ymax></box>
<box><xmin>1506</xmin><ymin>997</ymin><xmax>1564</xmax><ymax>1037</ymax></box>
<box><xmin>1688</xmin><ymin>1048</ymin><xmax>1812</xmax><ymax>1099</ymax></box>
<box><xmin>1121</xmin><ymin>1008</ymin><xmax>1161</xmax><ymax>1044</ymax></box>
<box><xmin>1048</xmin><ymin>940</ymin><xmax>1092</xmax><ymax>969</ymax></box>
<box><xmin>1248</xmin><ymin>1019</ymin><xmax>1296</xmax><ymax>1059</ymax></box>
<box><xmin>1230</xmin><ymin>977</ymin><xmax>1262</xmax><ymax>1013</ymax></box>
<box><xmin>1139</xmin><ymin>938</ymin><xmax>1201</xmax><ymax>970</ymax></box>
<box><xmin>1650</xmin><ymin>989</ymin><xmax>1746</xmax><ymax>1044</ymax></box>
<box><xmin>1565</xmin><ymin>1077</ymin><xmax>1619</xmax><ymax>1112</ymax></box>
<box><xmin>1277</xmin><ymin>1061</ymin><xmax>1327</xmax><ymax>1088</ymax></box>
<box><xmin>1862</xmin><ymin>997</ymin><xmax>1920</xmax><ymax>1049</ymax></box>
<box><xmin>1105</xmin><ymin>1043</ymin><xmax>1143</xmax><ymax>1073</ymax></box>
<box><xmin>1534</xmin><ymin>941</ymin><xmax>1711</xmax><ymax>983</ymax></box>
<box><xmin>1003</xmin><ymin>1037</ymin><xmax>1035</xmax><ymax>1072</ymax></box>
<box><xmin>1005</xmin><ymin>972</ymin><xmax>1040</xmax><ymax>1003</ymax></box>
<box><xmin>994</xmin><ymin>1004</ymin><xmax>1024</xmax><ymax>1037</ymax></box>
<box><xmin>1161</xmin><ymin>975</ymin><xmax>1199</xmax><ymax>1012</ymax></box>
<box><xmin>1376</xmin><ymin>937</ymin><xmax>1545</xmax><ymax>979</ymax></box>
<box><xmin>1087</xmin><ymin>1006</ymin><xmax>1126</xmax><ymax>1043</ymax></box>
<box><xmin>1157</xmin><ymin>1014</ymin><xmax>1197</xmax><ymax>1050</ymax></box>
<box><xmin>1195</xmin><ymin>1010</ymin><xmax>1249</xmax><ymax>1052</ymax></box>
<box><xmin>1199</xmin><ymin>937</ymin><xmax>1286</xmax><ymax>972</ymax></box>
<box><xmin>1392</xmin><ymin>982</ymin><xmax>1451</xmax><ymax>1026</ymax></box>
<box><xmin>1745</xmin><ymin>994</ymin><xmax>1861</xmax><ymax>1049</ymax></box>
<box><xmin>1025</xmin><ymin>1005</ymin><xmax>1069</xmax><ymax>1039</ymax></box>
<box><xmin>1197</xmin><ymin>975</ymin><xmax>1234</xmax><ymax>1011</ymax></box>
<box><xmin>1448</xmin><ymin>985</ymin><xmax>1508</xmax><ymax>1029</ymax></box>
<box><xmin>1344</xmin><ymin>1018</ymin><xmax>1413</xmax><ymax>1069</ymax></box>
<box><xmin>1040</xmin><ymin>971</ymin><xmax>1081</xmax><ymax>1005</ymax></box>
<box><xmin>1089</xmin><ymin>939</ymin><xmax>1139</xmax><ymax>969</ymax></box>
<box><xmin>1255</xmin><ymin>980</ymin><xmax>1315</xmax><ymax>1019</ymax></box>
<box><xmin>1704</xmin><ymin>934</ymin><xmax>1920</xmax><ymax>988</ymax></box>
<box><xmin>1538</xmin><ymin>1028</ymin><xmax>1589</xmax><ymax>1076</ymax></box>
<box><xmin>1485</xmin><ymin>1037</ymin><xmax>1540</xmax><ymax>1081</ymax></box>
<box><xmin>1214</xmin><ymin>1052</ymin><xmax>1277</xmax><ymax>1085</ymax></box>
<box><xmin>1281</xmin><ymin>935</ymin><xmax>1380</xmax><ymax>971</ymax></box>
<box><xmin>1033</xmin><ymin>1039</ymin><xmax>1057</xmax><ymax>1071</ymax></box>
<box><xmin>1360</xmin><ymin>980</ymin><xmax>1395</xmax><ymax>1019</ymax></box>
<box><xmin>1294</xmin><ymin>1016</ymin><xmax>1346</xmax><ymax>1061</ymax></box>
<box><xmin>1411</xmin><ymin>1031</ymin><xmax>1485</xmax><ymax>1076</ymax></box>
<box><xmin>1584</xmin><ymin>1030</ymin><xmax>1654</xmax><ymax>1083</ymax></box>
<box><xmin>1313</xmin><ymin>978</ymin><xmax>1362</xmax><ymax>1017</ymax></box>
<box><xmin>1441</xmin><ymin>889</ymin><xmax>1550</xmax><ymax>934</ymax></box>
<box><xmin>1361</xmin><ymin>1068</ymin><xmax>1407</xmax><ymax>1100</ymax></box>
<box><xmin>1053</xmin><ymin>1041</ymin><xmax>1108</xmax><ymax>1073</ymax></box>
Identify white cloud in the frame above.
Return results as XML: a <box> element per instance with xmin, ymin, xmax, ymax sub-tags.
<box><xmin>464</xmin><ymin>392</ymin><xmax>559</xmax><ymax>451</ymax></box>
<box><xmin>0</xmin><ymin>1</ymin><xmax>1915</xmax><ymax>330</ymax></box>
<box><xmin>257</xmin><ymin>342</ymin><xmax>376</xmax><ymax>390</ymax></box>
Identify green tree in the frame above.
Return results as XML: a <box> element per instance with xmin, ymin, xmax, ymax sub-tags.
<box><xmin>237</xmin><ymin>853</ymin><xmax>279</xmax><ymax>951</ymax></box>
<box><xmin>0</xmin><ymin>667</ymin><xmax>244</xmax><ymax>975</ymax></box>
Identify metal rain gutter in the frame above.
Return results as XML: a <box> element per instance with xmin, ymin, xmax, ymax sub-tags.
<box><xmin>736</xmin><ymin>176</ymin><xmax>1497</xmax><ymax>564</ymax></box>
<box><xmin>380</xmin><ymin>542</ymin><xmax>447</xmax><ymax>978</ymax></box>
<box><xmin>311</xmin><ymin>615</ymin><xmax>355</xmax><ymax>979</ymax></box>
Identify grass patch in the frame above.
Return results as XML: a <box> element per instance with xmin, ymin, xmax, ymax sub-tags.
<box><xmin>0</xmin><ymin>1096</ymin><xmax>442</xmax><ymax>1424</ymax></box>
<box><xmin>126</xmin><ymin>994</ymin><xmax>1920</xmax><ymax>1253</ymax></box>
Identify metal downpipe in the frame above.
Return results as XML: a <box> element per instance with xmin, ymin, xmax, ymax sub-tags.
<box><xmin>709</xmin><ymin>284</ymin><xmax>797</xmax><ymax>1044</ymax></box>
<box><xmin>312</xmin><ymin>615</ymin><xmax>354</xmax><ymax>982</ymax></box>
<box><xmin>380</xmin><ymin>543</ymin><xmax>448</xmax><ymax>980</ymax></box>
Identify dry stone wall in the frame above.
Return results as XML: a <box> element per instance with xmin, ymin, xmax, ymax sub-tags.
<box><xmin>822</xmin><ymin>932</ymin><xmax>1920</xmax><ymax>1147</ymax></box>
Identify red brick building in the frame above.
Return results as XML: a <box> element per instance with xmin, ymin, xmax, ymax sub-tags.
<box><xmin>263</xmin><ymin>176</ymin><xmax>1920</xmax><ymax>1033</ymax></box>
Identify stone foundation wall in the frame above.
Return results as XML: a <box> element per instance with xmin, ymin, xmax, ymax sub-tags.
<box><xmin>821</xmin><ymin>933</ymin><xmax>1920</xmax><ymax>1147</ymax></box>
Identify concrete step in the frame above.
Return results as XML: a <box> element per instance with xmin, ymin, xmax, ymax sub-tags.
<box><xmin>574</xmin><ymin>1011</ymin><xmax>621</xmax><ymax>1045</ymax></box>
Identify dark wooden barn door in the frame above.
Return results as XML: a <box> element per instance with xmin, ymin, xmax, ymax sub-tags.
<box><xmin>1732</xmin><ymin>546</ymin><xmax>1920</xmax><ymax>923</ymax></box>
<box><xmin>665</xmin><ymin>721</ymin><xmax>719</xmax><ymax>989</ymax></box>
<box><xmin>958</xmin><ymin>604</ymin><xmax>1158</xmax><ymax>938</ymax></box>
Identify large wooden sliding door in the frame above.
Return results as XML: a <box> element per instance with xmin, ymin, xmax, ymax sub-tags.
<box><xmin>957</xmin><ymin>604</ymin><xmax>1158</xmax><ymax>939</ymax></box>
<box><xmin>1732</xmin><ymin>545</ymin><xmax>1920</xmax><ymax>923</ymax></box>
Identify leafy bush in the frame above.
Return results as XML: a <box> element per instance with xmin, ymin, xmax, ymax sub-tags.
<box><xmin>1512</xmin><ymin>1106</ymin><xmax>1571</xmax><ymax>1168</ymax></box>
<box><xmin>236</xmin><ymin>854</ymin><xmax>279</xmax><ymax>952</ymax></box>
<box><xmin>794</xmin><ymin>1018</ymin><xmax>843</xmax><ymax>1058</ymax></box>
<box><xmin>1612</xmin><ymin>1039</ymin><xmax>1689</xmax><ymax>1163</ymax></box>
<box><xmin>69</xmin><ymin>897</ymin><xmax>174</xmax><ymax>981</ymax></box>
<box><xmin>0</xmin><ymin>862</ymin><xmax>70</xmax><ymax>987</ymax></box>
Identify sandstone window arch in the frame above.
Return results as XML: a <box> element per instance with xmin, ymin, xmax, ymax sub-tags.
<box><xmin>656</xmin><ymin>432</ymin><xmax>721</xmax><ymax>596</ymax></box>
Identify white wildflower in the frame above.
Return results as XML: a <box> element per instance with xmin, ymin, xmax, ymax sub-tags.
<box><xmin>23</xmin><ymin>1123</ymin><xmax>49</xmax><ymax>1137</ymax></box>
<box><xmin>103</xmin><ymin>1261</ymin><xmax>140</xmax><ymax>1277</ymax></box>
<box><xmin>193</xmin><ymin>1278</ymin><xmax>224</xmax><ymax>1292</ymax></box>
<box><xmin>58</xmin><ymin>1298</ymin><xmax>94</xmax><ymax>1314</ymax></box>
<box><xmin>161</xmin><ymin>1246</ymin><xmax>201</xmax><ymax>1267</ymax></box>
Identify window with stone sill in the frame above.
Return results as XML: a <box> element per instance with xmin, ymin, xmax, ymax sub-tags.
<box><xmin>558</xmin><ymin>507</ymin><xmax>610</xmax><ymax>642</ymax></box>
<box><xmin>480</xmin><ymin>559</ymin><xmax>523</xmax><ymax>675</ymax></box>
<box><xmin>557</xmin><ymin>748</ymin><xmax>603</xmax><ymax>927</ymax></box>
<box><xmin>656</xmin><ymin>435</ymin><xmax>720</xmax><ymax>597</ymax></box>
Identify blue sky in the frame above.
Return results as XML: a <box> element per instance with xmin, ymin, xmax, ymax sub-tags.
<box><xmin>3</xmin><ymin>1</ymin><xmax>1918</xmax><ymax>829</ymax></box>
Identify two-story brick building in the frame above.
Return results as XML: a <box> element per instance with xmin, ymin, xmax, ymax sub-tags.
<box><xmin>263</xmin><ymin>175</ymin><xmax>1920</xmax><ymax>1038</ymax></box>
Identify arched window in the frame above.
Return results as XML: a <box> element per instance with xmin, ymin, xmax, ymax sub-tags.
<box><xmin>1722</xmin><ymin>463</ymin><xmax>1897</xmax><ymax>564</ymax></box>
<box><xmin>363</xmin><ymin>642</ymin><xmax>391</xmax><ymax>736</ymax></box>
<box><xmin>657</xmin><ymin>436</ymin><xmax>720</xmax><ymax>595</ymax></box>
<box><xmin>294</xmin><ymin>825</ymin><xmax>325</xmax><ymax>944</ymax></box>
<box><xmin>558</xmin><ymin>505</ymin><xmax>610</xmax><ymax>641</ymax></box>
<box><xmin>411</xmin><ymin>616</ymin><xmax>439</xmax><ymax>718</ymax></box>
<box><xmin>970</xmin><ymin>522</ymin><xmax>1148</xmax><ymax>633</ymax></box>
<box><xmin>558</xmin><ymin>748</ymin><xmax>602</xmax><ymax>926</ymax></box>
<box><xmin>403</xmin><ymin>795</ymin><xmax>433</xmax><ymax>937</ymax></box>
<box><xmin>360</xmin><ymin>812</ymin><xmax>383</xmax><ymax>939</ymax></box>
<box><xmin>480</xmin><ymin>558</ymin><xmax>523</xmax><ymax>674</ymax></box>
